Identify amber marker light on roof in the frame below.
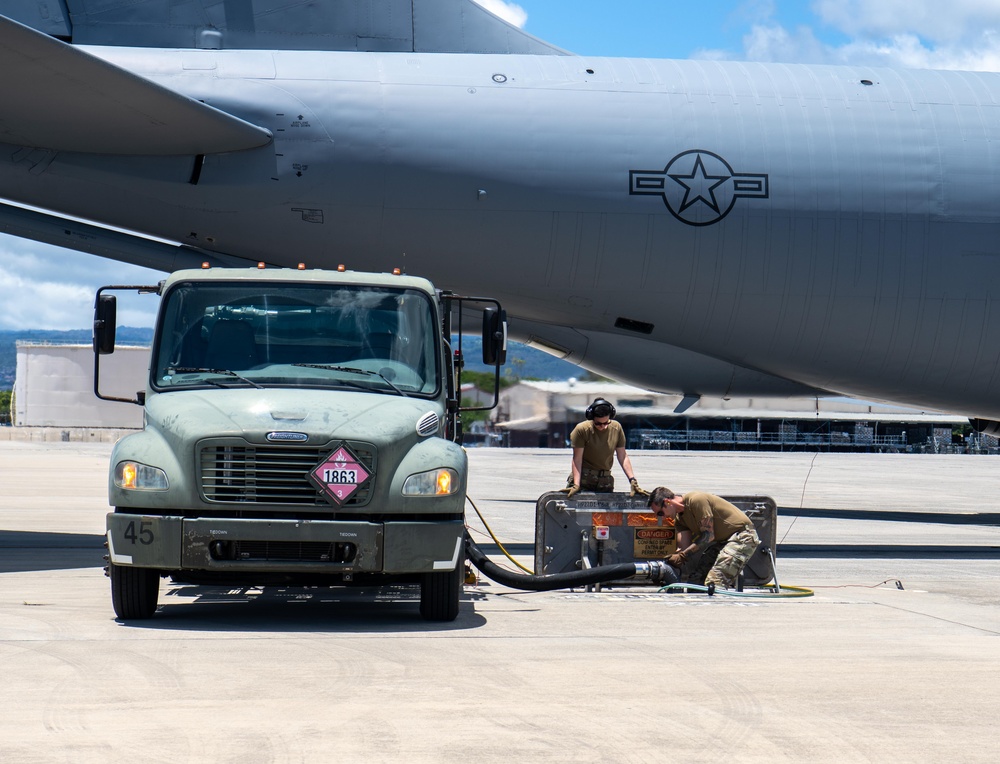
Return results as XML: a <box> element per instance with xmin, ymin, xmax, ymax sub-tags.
<box><xmin>257</xmin><ymin>262</ymin><xmax>266</xmax><ymax>269</ymax></box>
<box><xmin>337</xmin><ymin>264</ymin><xmax>346</xmax><ymax>272</ymax></box>
<box><xmin>297</xmin><ymin>263</ymin><xmax>306</xmax><ymax>270</ymax></box>
<box><xmin>392</xmin><ymin>267</ymin><xmax>402</xmax><ymax>275</ymax></box>
<box><xmin>201</xmin><ymin>262</ymin><xmax>211</xmax><ymax>269</ymax></box>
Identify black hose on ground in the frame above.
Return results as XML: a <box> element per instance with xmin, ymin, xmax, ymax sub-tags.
<box><xmin>465</xmin><ymin>533</ymin><xmax>678</xmax><ymax>591</ymax></box>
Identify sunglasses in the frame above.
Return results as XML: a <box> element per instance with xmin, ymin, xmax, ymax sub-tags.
<box><xmin>594</xmin><ymin>420</ymin><xmax>611</xmax><ymax>428</ymax></box>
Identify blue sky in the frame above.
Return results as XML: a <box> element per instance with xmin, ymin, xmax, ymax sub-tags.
<box><xmin>3</xmin><ymin>0</ymin><xmax>1000</xmax><ymax>329</ymax></box>
<box><xmin>510</xmin><ymin>1</ymin><xmax>830</xmax><ymax>59</ymax></box>
<box><xmin>486</xmin><ymin>0</ymin><xmax>1000</xmax><ymax>69</ymax></box>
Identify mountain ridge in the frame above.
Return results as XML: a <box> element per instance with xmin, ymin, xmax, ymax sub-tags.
<box><xmin>0</xmin><ymin>329</ymin><xmax>582</xmax><ymax>388</ymax></box>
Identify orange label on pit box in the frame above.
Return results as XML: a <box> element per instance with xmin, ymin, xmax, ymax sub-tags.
<box><xmin>628</xmin><ymin>513</ymin><xmax>674</xmax><ymax>527</ymax></box>
<box><xmin>636</xmin><ymin>528</ymin><xmax>675</xmax><ymax>540</ymax></box>
<box><xmin>633</xmin><ymin>527</ymin><xmax>676</xmax><ymax>559</ymax></box>
<box><xmin>590</xmin><ymin>512</ymin><xmax>623</xmax><ymax>527</ymax></box>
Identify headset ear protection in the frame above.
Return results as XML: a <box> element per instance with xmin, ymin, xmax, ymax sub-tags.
<box><xmin>585</xmin><ymin>398</ymin><xmax>616</xmax><ymax>420</ymax></box>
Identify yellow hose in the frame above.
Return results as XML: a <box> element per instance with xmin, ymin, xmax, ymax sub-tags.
<box><xmin>658</xmin><ymin>583</ymin><xmax>814</xmax><ymax>598</ymax></box>
<box><xmin>466</xmin><ymin>496</ymin><xmax>535</xmax><ymax>574</ymax></box>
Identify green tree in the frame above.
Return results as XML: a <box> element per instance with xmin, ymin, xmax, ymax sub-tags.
<box><xmin>0</xmin><ymin>389</ymin><xmax>11</xmax><ymax>425</ymax></box>
<box><xmin>504</xmin><ymin>356</ymin><xmax>527</xmax><ymax>382</ymax></box>
<box><xmin>458</xmin><ymin>371</ymin><xmax>514</xmax><ymax>427</ymax></box>
<box><xmin>459</xmin><ymin>398</ymin><xmax>491</xmax><ymax>425</ymax></box>
<box><xmin>577</xmin><ymin>370</ymin><xmax>615</xmax><ymax>383</ymax></box>
<box><xmin>953</xmin><ymin>423</ymin><xmax>973</xmax><ymax>444</ymax></box>
<box><xmin>461</xmin><ymin>370</ymin><xmax>514</xmax><ymax>392</ymax></box>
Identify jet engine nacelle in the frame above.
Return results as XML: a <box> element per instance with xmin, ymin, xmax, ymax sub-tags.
<box><xmin>969</xmin><ymin>419</ymin><xmax>1000</xmax><ymax>437</ymax></box>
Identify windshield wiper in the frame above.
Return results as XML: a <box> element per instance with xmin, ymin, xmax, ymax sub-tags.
<box><xmin>171</xmin><ymin>367</ymin><xmax>264</xmax><ymax>389</ymax></box>
<box><xmin>292</xmin><ymin>364</ymin><xmax>408</xmax><ymax>397</ymax></box>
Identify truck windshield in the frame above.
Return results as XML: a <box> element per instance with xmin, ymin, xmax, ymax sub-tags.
<box><xmin>151</xmin><ymin>282</ymin><xmax>439</xmax><ymax>396</ymax></box>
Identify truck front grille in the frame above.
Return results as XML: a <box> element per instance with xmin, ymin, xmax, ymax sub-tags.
<box><xmin>229</xmin><ymin>541</ymin><xmax>357</xmax><ymax>563</ymax></box>
<box><xmin>199</xmin><ymin>441</ymin><xmax>376</xmax><ymax>507</ymax></box>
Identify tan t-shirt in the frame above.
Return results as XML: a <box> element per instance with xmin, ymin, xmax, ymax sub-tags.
<box><xmin>570</xmin><ymin>420</ymin><xmax>626</xmax><ymax>471</ymax></box>
<box><xmin>676</xmin><ymin>492</ymin><xmax>752</xmax><ymax>543</ymax></box>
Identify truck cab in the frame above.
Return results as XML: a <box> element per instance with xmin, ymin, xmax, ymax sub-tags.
<box><xmin>96</xmin><ymin>266</ymin><xmax>505</xmax><ymax>621</ymax></box>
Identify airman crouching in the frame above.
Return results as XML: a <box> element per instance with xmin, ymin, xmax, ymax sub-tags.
<box><xmin>648</xmin><ymin>487</ymin><xmax>759</xmax><ymax>589</ymax></box>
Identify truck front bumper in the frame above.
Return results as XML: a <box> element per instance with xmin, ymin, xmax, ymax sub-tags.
<box><xmin>106</xmin><ymin>513</ymin><xmax>464</xmax><ymax>575</ymax></box>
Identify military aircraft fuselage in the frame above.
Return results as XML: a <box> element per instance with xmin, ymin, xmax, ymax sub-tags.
<box><xmin>3</xmin><ymin>47</ymin><xmax>1000</xmax><ymax>418</ymax></box>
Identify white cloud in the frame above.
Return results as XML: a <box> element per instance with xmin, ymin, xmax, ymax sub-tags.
<box><xmin>813</xmin><ymin>0</ymin><xmax>1000</xmax><ymax>45</ymax></box>
<box><xmin>0</xmin><ymin>238</ymin><xmax>163</xmax><ymax>331</ymax></box>
<box><xmin>835</xmin><ymin>31</ymin><xmax>1000</xmax><ymax>71</ymax></box>
<box><xmin>743</xmin><ymin>23</ymin><xmax>828</xmax><ymax>64</ymax></box>
<box><xmin>471</xmin><ymin>0</ymin><xmax>527</xmax><ymax>29</ymax></box>
<box><xmin>697</xmin><ymin>1</ymin><xmax>1000</xmax><ymax>71</ymax></box>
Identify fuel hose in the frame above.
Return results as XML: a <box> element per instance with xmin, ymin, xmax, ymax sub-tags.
<box><xmin>465</xmin><ymin>533</ymin><xmax>678</xmax><ymax>591</ymax></box>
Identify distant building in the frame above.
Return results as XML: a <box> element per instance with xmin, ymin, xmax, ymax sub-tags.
<box><xmin>490</xmin><ymin>380</ymin><xmax>982</xmax><ymax>452</ymax></box>
<box><xmin>459</xmin><ymin>381</ymin><xmax>496</xmax><ymax>408</ymax></box>
<box><xmin>13</xmin><ymin>343</ymin><xmax>147</xmax><ymax>428</ymax></box>
<box><xmin>490</xmin><ymin>380</ymin><xmax>656</xmax><ymax>448</ymax></box>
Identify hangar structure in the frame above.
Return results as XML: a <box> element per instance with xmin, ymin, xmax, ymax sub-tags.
<box><xmin>490</xmin><ymin>381</ymin><xmax>982</xmax><ymax>453</ymax></box>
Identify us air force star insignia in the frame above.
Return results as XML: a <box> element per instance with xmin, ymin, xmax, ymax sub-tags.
<box><xmin>629</xmin><ymin>150</ymin><xmax>769</xmax><ymax>226</ymax></box>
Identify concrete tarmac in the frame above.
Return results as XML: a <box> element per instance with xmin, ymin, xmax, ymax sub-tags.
<box><xmin>2</xmin><ymin>440</ymin><xmax>1000</xmax><ymax>763</ymax></box>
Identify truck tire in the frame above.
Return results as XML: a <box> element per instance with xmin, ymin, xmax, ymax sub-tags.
<box><xmin>419</xmin><ymin>556</ymin><xmax>463</xmax><ymax>622</ymax></box>
<box><xmin>110</xmin><ymin>563</ymin><xmax>160</xmax><ymax>619</ymax></box>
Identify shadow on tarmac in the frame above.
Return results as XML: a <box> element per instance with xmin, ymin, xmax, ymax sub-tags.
<box><xmin>117</xmin><ymin>584</ymin><xmax>489</xmax><ymax>633</ymax></box>
<box><xmin>0</xmin><ymin>530</ymin><xmax>104</xmax><ymax>573</ymax></box>
<box><xmin>782</xmin><ymin>507</ymin><xmax>1000</xmax><ymax>526</ymax></box>
<box><xmin>774</xmin><ymin>507</ymin><xmax>1000</xmax><ymax>558</ymax></box>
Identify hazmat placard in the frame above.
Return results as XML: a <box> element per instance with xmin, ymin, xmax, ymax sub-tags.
<box><xmin>309</xmin><ymin>445</ymin><xmax>371</xmax><ymax>505</ymax></box>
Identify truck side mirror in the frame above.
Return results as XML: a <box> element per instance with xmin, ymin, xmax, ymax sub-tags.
<box><xmin>482</xmin><ymin>308</ymin><xmax>507</xmax><ymax>365</ymax></box>
<box><xmin>93</xmin><ymin>294</ymin><xmax>117</xmax><ymax>355</ymax></box>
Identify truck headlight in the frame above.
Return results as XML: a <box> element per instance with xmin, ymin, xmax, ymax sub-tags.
<box><xmin>115</xmin><ymin>461</ymin><xmax>169</xmax><ymax>491</ymax></box>
<box><xmin>402</xmin><ymin>468</ymin><xmax>458</xmax><ymax>496</ymax></box>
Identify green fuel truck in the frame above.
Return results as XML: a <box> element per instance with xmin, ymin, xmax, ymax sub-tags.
<box><xmin>95</xmin><ymin>266</ymin><xmax>505</xmax><ymax>622</ymax></box>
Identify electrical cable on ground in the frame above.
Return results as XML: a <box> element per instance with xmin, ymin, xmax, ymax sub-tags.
<box><xmin>809</xmin><ymin>579</ymin><xmax>905</xmax><ymax>590</ymax></box>
<box><xmin>777</xmin><ymin>451</ymin><xmax>819</xmax><ymax>549</ymax></box>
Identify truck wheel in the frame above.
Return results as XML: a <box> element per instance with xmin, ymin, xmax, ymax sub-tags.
<box><xmin>110</xmin><ymin>563</ymin><xmax>160</xmax><ymax>619</ymax></box>
<box><xmin>420</xmin><ymin>557</ymin><xmax>463</xmax><ymax>622</ymax></box>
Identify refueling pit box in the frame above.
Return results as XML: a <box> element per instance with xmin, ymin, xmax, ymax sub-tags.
<box><xmin>535</xmin><ymin>492</ymin><xmax>778</xmax><ymax>587</ymax></box>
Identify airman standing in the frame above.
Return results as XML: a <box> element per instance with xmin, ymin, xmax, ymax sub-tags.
<box><xmin>563</xmin><ymin>398</ymin><xmax>645</xmax><ymax>498</ymax></box>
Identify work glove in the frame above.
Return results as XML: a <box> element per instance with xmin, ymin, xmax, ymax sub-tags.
<box><xmin>564</xmin><ymin>485</ymin><xmax>580</xmax><ymax>499</ymax></box>
<box><xmin>629</xmin><ymin>477</ymin><xmax>648</xmax><ymax>497</ymax></box>
<box><xmin>667</xmin><ymin>550</ymin><xmax>688</xmax><ymax>568</ymax></box>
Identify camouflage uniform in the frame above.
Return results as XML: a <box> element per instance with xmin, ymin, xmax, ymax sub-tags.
<box><xmin>564</xmin><ymin>466</ymin><xmax>615</xmax><ymax>491</ymax></box>
<box><xmin>689</xmin><ymin>525</ymin><xmax>760</xmax><ymax>589</ymax></box>
<box><xmin>673</xmin><ymin>493</ymin><xmax>760</xmax><ymax>589</ymax></box>
<box><xmin>580</xmin><ymin>466</ymin><xmax>615</xmax><ymax>492</ymax></box>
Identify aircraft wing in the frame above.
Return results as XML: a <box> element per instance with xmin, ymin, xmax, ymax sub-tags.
<box><xmin>0</xmin><ymin>13</ymin><xmax>272</xmax><ymax>155</ymax></box>
<box><xmin>0</xmin><ymin>0</ymin><xmax>566</xmax><ymax>54</ymax></box>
